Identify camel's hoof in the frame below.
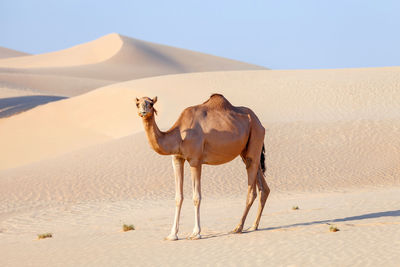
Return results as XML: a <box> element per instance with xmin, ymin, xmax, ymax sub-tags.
<box><xmin>248</xmin><ymin>225</ymin><xmax>258</xmax><ymax>231</ymax></box>
<box><xmin>164</xmin><ymin>234</ymin><xmax>178</xmax><ymax>241</ymax></box>
<box><xmin>230</xmin><ymin>226</ymin><xmax>243</xmax><ymax>234</ymax></box>
<box><xmin>187</xmin><ymin>233</ymin><xmax>201</xmax><ymax>240</ymax></box>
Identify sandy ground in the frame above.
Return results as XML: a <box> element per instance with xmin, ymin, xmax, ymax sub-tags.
<box><xmin>0</xmin><ymin>34</ymin><xmax>399</xmax><ymax>267</ymax></box>
<box><xmin>1</xmin><ymin>189</ymin><xmax>399</xmax><ymax>267</ymax></box>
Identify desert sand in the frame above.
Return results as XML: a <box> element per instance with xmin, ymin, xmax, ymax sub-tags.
<box><xmin>0</xmin><ymin>34</ymin><xmax>399</xmax><ymax>267</ymax></box>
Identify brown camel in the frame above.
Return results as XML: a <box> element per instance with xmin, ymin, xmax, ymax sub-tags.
<box><xmin>135</xmin><ymin>94</ymin><xmax>270</xmax><ymax>240</ymax></box>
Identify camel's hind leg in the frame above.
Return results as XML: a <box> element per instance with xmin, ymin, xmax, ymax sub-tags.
<box><xmin>249</xmin><ymin>168</ymin><xmax>270</xmax><ymax>231</ymax></box>
<box><xmin>232</xmin><ymin>122</ymin><xmax>265</xmax><ymax>234</ymax></box>
<box><xmin>231</xmin><ymin>156</ymin><xmax>258</xmax><ymax>234</ymax></box>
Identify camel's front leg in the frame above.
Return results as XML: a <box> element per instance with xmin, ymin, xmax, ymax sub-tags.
<box><xmin>165</xmin><ymin>155</ymin><xmax>184</xmax><ymax>241</ymax></box>
<box><xmin>188</xmin><ymin>165</ymin><xmax>202</xmax><ymax>240</ymax></box>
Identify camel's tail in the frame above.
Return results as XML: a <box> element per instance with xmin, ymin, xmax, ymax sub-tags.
<box><xmin>260</xmin><ymin>143</ymin><xmax>266</xmax><ymax>175</ymax></box>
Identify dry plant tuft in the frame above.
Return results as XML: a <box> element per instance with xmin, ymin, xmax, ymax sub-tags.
<box><xmin>292</xmin><ymin>206</ymin><xmax>299</xmax><ymax>210</ymax></box>
<box><xmin>123</xmin><ymin>224</ymin><xmax>135</xmax><ymax>232</ymax></box>
<box><xmin>37</xmin><ymin>233</ymin><xmax>53</xmax><ymax>239</ymax></box>
<box><xmin>329</xmin><ymin>225</ymin><xmax>340</xmax><ymax>232</ymax></box>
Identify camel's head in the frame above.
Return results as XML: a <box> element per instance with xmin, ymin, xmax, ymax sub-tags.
<box><xmin>135</xmin><ymin>96</ymin><xmax>158</xmax><ymax>118</ymax></box>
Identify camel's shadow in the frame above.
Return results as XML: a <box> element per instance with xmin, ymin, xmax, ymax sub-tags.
<box><xmin>199</xmin><ymin>209</ymin><xmax>400</xmax><ymax>240</ymax></box>
<box><xmin>259</xmin><ymin>209</ymin><xmax>400</xmax><ymax>232</ymax></box>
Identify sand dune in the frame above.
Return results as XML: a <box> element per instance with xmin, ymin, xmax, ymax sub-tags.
<box><xmin>0</xmin><ymin>33</ymin><xmax>264</xmax><ymax>71</ymax></box>
<box><xmin>1</xmin><ymin>67</ymin><xmax>399</xmax><ymax>170</ymax></box>
<box><xmin>0</xmin><ymin>86</ymin><xmax>41</xmax><ymax>98</ymax></box>
<box><xmin>0</xmin><ymin>34</ymin><xmax>123</xmax><ymax>68</ymax></box>
<box><xmin>0</xmin><ymin>33</ymin><xmax>264</xmax><ymax>98</ymax></box>
<box><xmin>0</xmin><ymin>46</ymin><xmax>29</xmax><ymax>59</ymax></box>
<box><xmin>0</xmin><ymin>72</ymin><xmax>114</xmax><ymax>97</ymax></box>
<box><xmin>0</xmin><ymin>94</ymin><xmax>66</xmax><ymax>118</ymax></box>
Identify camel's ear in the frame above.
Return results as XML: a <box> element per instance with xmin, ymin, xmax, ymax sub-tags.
<box><xmin>152</xmin><ymin>96</ymin><xmax>158</xmax><ymax>104</ymax></box>
<box><xmin>135</xmin><ymin>97</ymin><xmax>139</xmax><ymax>103</ymax></box>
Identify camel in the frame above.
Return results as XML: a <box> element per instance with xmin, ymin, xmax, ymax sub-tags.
<box><xmin>135</xmin><ymin>94</ymin><xmax>270</xmax><ymax>240</ymax></box>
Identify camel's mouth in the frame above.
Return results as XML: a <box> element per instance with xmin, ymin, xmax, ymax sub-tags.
<box><xmin>138</xmin><ymin>111</ymin><xmax>149</xmax><ymax>118</ymax></box>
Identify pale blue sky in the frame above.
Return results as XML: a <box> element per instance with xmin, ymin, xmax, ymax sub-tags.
<box><xmin>1</xmin><ymin>0</ymin><xmax>399</xmax><ymax>69</ymax></box>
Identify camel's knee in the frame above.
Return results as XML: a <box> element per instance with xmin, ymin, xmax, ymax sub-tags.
<box><xmin>252</xmin><ymin>189</ymin><xmax>257</xmax><ymax>200</ymax></box>
<box><xmin>193</xmin><ymin>195</ymin><xmax>201</xmax><ymax>207</ymax></box>
<box><xmin>175</xmin><ymin>194</ymin><xmax>183</xmax><ymax>206</ymax></box>
<box><xmin>260</xmin><ymin>184</ymin><xmax>270</xmax><ymax>202</ymax></box>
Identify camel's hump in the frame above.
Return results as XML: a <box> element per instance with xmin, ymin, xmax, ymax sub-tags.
<box><xmin>202</xmin><ymin>93</ymin><xmax>234</xmax><ymax>109</ymax></box>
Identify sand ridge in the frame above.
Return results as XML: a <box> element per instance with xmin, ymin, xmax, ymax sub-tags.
<box><xmin>0</xmin><ymin>34</ymin><xmax>124</xmax><ymax>68</ymax></box>
<box><xmin>0</xmin><ymin>46</ymin><xmax>30</xmax><ymax>59</ymax></box>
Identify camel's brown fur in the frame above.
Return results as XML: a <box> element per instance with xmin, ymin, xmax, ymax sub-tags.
<box><xmin>136</xmin><ymin>94</ymin><xmax>270</xmax><ymax>240</ymax></box>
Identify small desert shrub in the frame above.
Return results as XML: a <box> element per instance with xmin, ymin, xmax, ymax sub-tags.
<box><xmin>329</xmin><ymin>225</ymin><xmax>340</xmax><ymax>232</ymax></box>
<box><xmin>292</xmin><ymin>206</ymin><xmax>299</xmax><ymax>210</ymax></box>
<box><xmin>37</xmin><ymin>233</ymin><xmax>53</xmax><ymax>239</ymax></box>
<box><xmin>123</xmin><ymin>224</ymin><xmax>135</xmax><ymax>232</ymax></box>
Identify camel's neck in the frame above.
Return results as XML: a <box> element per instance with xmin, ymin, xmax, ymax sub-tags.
<box><xmin>142</xmin><ymin>114</ymin><xmax>181</xmax><ymax>155</ymax></box>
